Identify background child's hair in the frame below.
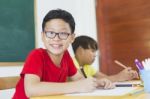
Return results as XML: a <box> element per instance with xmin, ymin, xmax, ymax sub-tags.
<box><xmin>72</xmin><ymin>35</ymin><xmax>98</xmax><ymax>53</ymax></box>
<box><xmin>42</xmin><ymin>9</ymin><xmax>75</xmax><ymax>33</ymax></box>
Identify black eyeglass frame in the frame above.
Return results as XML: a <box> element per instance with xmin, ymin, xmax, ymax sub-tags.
<box><xmin>44</xmin><ymin>31</ymin><xmax>71</xmax><ymax>40</ymax></box>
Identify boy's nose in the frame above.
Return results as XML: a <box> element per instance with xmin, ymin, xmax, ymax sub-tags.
<box><xmin>93</xmin><ymin>53</ymin><xmax>97</xmax><ymax>57</ymax></box>
<box><xmin>53</xmin><ymin>34</ymin><xmax>60</xmax><ymax>40</ymax></box>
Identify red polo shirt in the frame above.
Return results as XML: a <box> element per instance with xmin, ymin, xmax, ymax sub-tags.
<box><xmin>13</xmin><ymin>48</ymin><xmax>77</xmax><ymax>99</ymax></box>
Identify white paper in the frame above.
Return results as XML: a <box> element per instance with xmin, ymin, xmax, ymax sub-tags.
<box><xmin>66</xmin><ymin>80</ymin><xmax>142</xmax><ymax>96</ymax></box>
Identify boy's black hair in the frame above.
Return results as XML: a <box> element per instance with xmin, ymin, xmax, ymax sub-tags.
<box><xmin>72</xmin><ymin>35</ymin><xmax>98</xmax><ymax>53</ymax></box>
<box><xmin>42</xmin><ymin>9</ymin><xmax>75</xmax><ymax>33</ymax></box>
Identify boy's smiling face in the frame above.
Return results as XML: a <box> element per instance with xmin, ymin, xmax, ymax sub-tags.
<box><xmin>76</xmin><ymin>46</ymin><xmax>97</xmax><ymax>66</ymax></box>
<box><xmin>42</xmin><ymin>19</ymin><xmax>75</xmax><ymax>56</ymax></box>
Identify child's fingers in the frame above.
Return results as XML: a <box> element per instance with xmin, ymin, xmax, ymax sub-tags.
<box><xmin>126</xmin><ymin>67</ymin><xmax>132</xmax><ymax>71</ymax></box>
<box><xmin>87</xmin><ymin>77</ymin><xmax>98</xmax><ymax>87</ymax></box>
<box><xmin>99</xmin><ymin>79</ymin><xmax>114</xmax><ymax>89</ymax></box>
<box><xmin>104</xmin><ymin>81</ymin><xmax>115</xmax><ymax>89</ymax></box>
<box><xmin>131</xmin><ymin>70</ymin><xmax>139</xmax><ymax>79</ymax></box>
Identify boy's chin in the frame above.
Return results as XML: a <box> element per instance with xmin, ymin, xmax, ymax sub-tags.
<box><xmin>46</xmin><ymin>49</ymin><xmax>63</xmax><ymax>55</ymax></box>
<box><xmin>50</xmin><ymin>50</ymin><xmax>64</xmax><ymax>56</ymax></box>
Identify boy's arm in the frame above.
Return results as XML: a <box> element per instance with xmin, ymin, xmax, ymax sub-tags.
<box><xmin>94</xmin><ymin>72</ymin><xmax>120</xmax><ymax>82</ymax></box>
<box><xmin>108</xmin><ymin>68</ymin><xmax>139</xmax><ymax>82</ymax></box>
<box><xmin>94</xmin><ymin>68</ymin><xmax>139</xmax><ymax>82</ymax></box>
<box><xmin>94</xmin><ymin>71</ymin><xmax>109</xmax><ymax>79</ymax></box>
<box><xmin>24</xmin><ymin>73</ymin><xmax>97</xmax><ymax>97</ymax></box>
<box><xmin>69</xmin><ymin>71</ymin><xmax>84</xmax><ymax>81</ymax></box>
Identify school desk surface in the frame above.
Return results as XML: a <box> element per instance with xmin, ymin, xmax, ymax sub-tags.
<box><xmin>31</xmin><ymin>93</ymin><xmax>150</xmax><ymax>99</ymax></box>
<box><xmin>30</xmin><ymin>80</ymin><xmax>150</xmax><ymax>99</ymax></box>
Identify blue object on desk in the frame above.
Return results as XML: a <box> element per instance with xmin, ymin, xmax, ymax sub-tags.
<box><xmin>140</xmin><ymin>69</ymin><xmax>150</xmax><ymax>93</ymax></box>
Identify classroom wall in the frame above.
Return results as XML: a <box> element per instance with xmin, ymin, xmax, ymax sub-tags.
<box><xmin>0</xmin><ymin>0</ymin><xmax>98</xmax><ymax>77</ymax></box>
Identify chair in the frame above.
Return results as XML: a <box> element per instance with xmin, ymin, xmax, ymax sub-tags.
<box><xmin>0</xmin><ymin>76</ymin><xmax>19</xmax><ymax>90</ymax></box>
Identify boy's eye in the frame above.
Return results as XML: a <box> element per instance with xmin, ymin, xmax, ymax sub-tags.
<box><xmin>45</xmin><ymin>31</ymin><xmax>55</xmax><ymax>37</ymax></box>
<box><xmin>91</xmin><ymin>49</ymin><xmax>96</xmax><ymax>53</ymax></box>
<box><xmin>60</xmin><ymin>32</ymin><xmax>68</xmax><ymax>35</ymax></box>
<box><xmin>47</xmin><ymin>31</ymin><xmax>53</xmax><ymax>34</ymax></box>
<box><xmin>60</xmin><ymin>32</ymin><xmax>65</xmax><ymax>34</ymax></box>
<box><xmin>49</xmin><ymin>31</ymin><xmax>55</xmax><ymax>34</ymax></box>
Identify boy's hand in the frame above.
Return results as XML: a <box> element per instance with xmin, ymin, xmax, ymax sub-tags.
<box><xmin>117</xmin><ymin>67</ymin><xmax>139</xmax><ymax>81</ymax></box>
<box><xmin>97</xmin><ymin>78</ymin><xmax>115</xmax><ymax>89</ymax></box>
<box><xmin>75</xmin><ymin>77</ymin><xmax>97</xmax><ymax>93</ymax></box>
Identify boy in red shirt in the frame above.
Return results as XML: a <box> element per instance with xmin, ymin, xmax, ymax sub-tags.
<box><xmin>13</xmin><ymin>9</ymin><xmax>114</xmax><ymax>99</ymax></box>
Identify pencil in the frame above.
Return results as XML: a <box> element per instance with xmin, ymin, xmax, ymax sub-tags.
<box><xmin>114</xmin><ymin>60</ymin><xmax>128</xmax><ymax>69</ymax></box>
<box><xmin>116</xmin><ymin>84</ymin><xmax>143</xmax><ymax>87</ymax></box>
<box><xmin>80</xmin><ymin>67</ymin><xmax>87</xmax><ymax>78</ymax></box>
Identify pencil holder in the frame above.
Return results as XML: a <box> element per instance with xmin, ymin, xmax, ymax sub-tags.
<box><xmin>140</xmin><ymin>69</ymin><xmax>150</xmax><ymax>93</ymax></box>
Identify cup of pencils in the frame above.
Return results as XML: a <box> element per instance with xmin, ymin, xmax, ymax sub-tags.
<box><xmin>140</xmin><ymin>69</ymin><xmax>150</xmax><ymax>93</ymax></box>
<box><xmin>135</xmin><ymin>58</ymin><xmax>150</xmax><ymax>93</ymax></box>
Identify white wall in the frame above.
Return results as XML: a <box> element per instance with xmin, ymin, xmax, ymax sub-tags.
<box><xmin>36</xmin><ymin>0</ymin><xmax>99</xmax><ymax>70</ymax></box>
<box><xmin>36</xmin><ymin>0</ymin><xmax>97</xmax><ymax>48</ymax></box>
<box><xmin>0</xmin><ymin>0</ymin><xmax>98</xmax><ymax>76</ymax></box>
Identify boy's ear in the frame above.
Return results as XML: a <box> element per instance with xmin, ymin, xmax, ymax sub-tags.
<box><xmin>70</xmin><ymin>33</ymin><xmax>75</xmax><ymax>43</ymax></box>
<box><xmin>41</xmin><ymin>32</ymin><xmax>45</xmax><ymax>42</ymax></box>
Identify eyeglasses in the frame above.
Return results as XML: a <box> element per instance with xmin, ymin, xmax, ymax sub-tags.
<box><xmin>44</xmin><ymin>31</ymin><xmax>71</xmax><ymax>40</ymax></box>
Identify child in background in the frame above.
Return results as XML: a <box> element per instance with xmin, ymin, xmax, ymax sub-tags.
<box><xmin>13</xmin><ymin>9</ymin><xmax>114</xmax><ymax>99</ymax></box>
<box><xmin>72</xmin><ymin>35</ymin><xmax>139</xmax><ymax>82</ymax></box>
